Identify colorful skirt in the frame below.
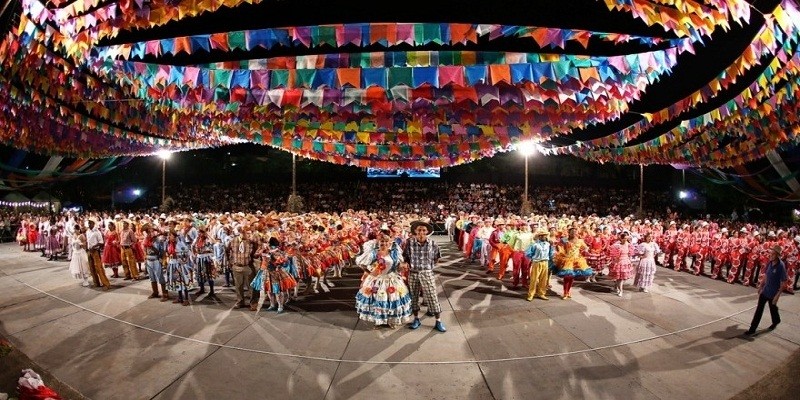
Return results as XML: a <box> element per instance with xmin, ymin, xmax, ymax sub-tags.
<box><xmin>133</xmin><ymin>243</ymin><xmax>146</xmax><ymax>262</ymax></box>
<box><xmin>251</xmin><ymin>269</ymin><xmax>297</xmax><ymax>294</ymax></box>
<box><xmin>609</xmin><ymin>260</ymin><xmax>634</xmax><ymax>281</ymax></box>
<box><xmin>167</xmin><ymin>258</ymin><xmax>193</xmax><ymax>291</ymax></box>
<box><xmin>355</xmin><ymin>272</ymin><xmax>412</xmax><ymax>326</ymax></box>
<box><xmin>195</xmin><ymin>253</ymin><xmax>217</xmax><ymax>281</ymax></box>
<box><xmin>101</xmin><ymin>245</ymin><xmax>121</xmax><ymax>266</ymax></box>
<box><xmin>556</xmin><ymin>257</ymin><xmax>593</xmax><ymax>277</ymax></box>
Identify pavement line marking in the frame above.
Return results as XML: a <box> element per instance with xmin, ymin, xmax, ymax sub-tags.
<box><xmin>3</xmin><ymin>269</ymin><xmax>757</xmax><ymax>366</ymax></box>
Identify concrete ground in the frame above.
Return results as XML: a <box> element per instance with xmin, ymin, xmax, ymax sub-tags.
<box><xmin>0</xmin><ymin>238</ymin><xmax>798</xmax><ymax>400</ymax></box>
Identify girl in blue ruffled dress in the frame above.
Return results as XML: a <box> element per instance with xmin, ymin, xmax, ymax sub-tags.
<box><xmin>355</xmin><ymin>236</ymin><xmax>411</xmax><ymax>328</ymax></box>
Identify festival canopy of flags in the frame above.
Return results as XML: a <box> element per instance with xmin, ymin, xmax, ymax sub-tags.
<box><xmin>1</xmin><ymin>0</ymin><xmax>800</xmax><ymax>193</ymax></box>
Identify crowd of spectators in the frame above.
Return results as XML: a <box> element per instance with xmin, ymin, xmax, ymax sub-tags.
<box><xmin>165</xmin><ymin>182</ymin><xmax>674</xmax><ymax>222</ymax></box>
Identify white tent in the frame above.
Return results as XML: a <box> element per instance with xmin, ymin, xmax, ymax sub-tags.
<box><xmin>2</xmin><ymin>192</ymin><xmax>30</xmax><ymax>203</ymax></box>
<box><xmin>31</xmin><ymin>191</ymin><xmax>61</xmax><ymax>212</ymax></box>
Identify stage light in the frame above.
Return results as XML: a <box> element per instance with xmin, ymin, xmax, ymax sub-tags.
<box><xmin>157</xmin><ymin>149</ymin><xmax>172</xmax><ymax>160</ymax></box>
<box><xmin>132</xmin><ymin>189</ymin><xmax>142</xmax><ymax>196</ymax></box>
<box><xmin>679</xmin><ymin>190</ymin><xmax>689</xmax><ymax>199</ymax></box>
<box><xmin>517</xmin><ymin>140</ymin><xmax>538</xmax><ymax>157</ymax></box>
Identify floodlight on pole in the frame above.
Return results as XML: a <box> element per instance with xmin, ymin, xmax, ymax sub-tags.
<box><xmin>157</xmin><ymin>150</ymin><xmax>172</xmax><ymax>160</ymax></box>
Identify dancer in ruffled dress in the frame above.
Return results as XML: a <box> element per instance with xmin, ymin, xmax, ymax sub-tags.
<box><xmin>554</xmin><ymin>227</ymin><xmax>593</xmax><ymax>299</ymax></box>
<box><xmin>166</xmin><ymin>231</ymin><xmax>192</xmax><ymax>306</ymax></box>
<box><xmin>68</xmin><ymin>226</ymin><xmax>90</xmax><ymax>287</ymax></box>
<box><xmin>355</xmin><ymin>236</ymin><xmax>411</xmax><ymax>328</ymax></box>
<box><xmin>192</xmin><ymin>226</ymin><xmax>218</xmax><ymax>299</ymax></box>
<box><xmin>102</xmin><ymin>221</ymin><xmax>122</xmax><ymax>278</ymax></box>
<box><xmin>608</xmin><ymin>231</ymin><xmax>636</xmax><ymax>296</ymax></box>
<box><xmin>634</xmin><ymin>233</ymin><xmax>661</xmax><ymax>293</ymax></box>
<box><xmin>252</xmin><ymin>237</ymin><xmax>296</xmax><ymax>313</ymax></box>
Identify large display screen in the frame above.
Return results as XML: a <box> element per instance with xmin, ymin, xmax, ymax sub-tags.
<box><xmin>366</xmin><ymin>168</ymin><xmax>441</xmax><ymax>178</ymax></box>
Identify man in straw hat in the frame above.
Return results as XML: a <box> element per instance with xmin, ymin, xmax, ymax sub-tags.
<box><xmin>525</xmin><ymin>227</ymin><xmax>554</xmax><ymax>301</ymax></box>
<box><xmin>745</xmin><ymin>245</ymin><xmax>787</xmax><ymax>336</ymax></box>
<box><xmin>401</xmin><ymin>220</ymin><xmax>446</xmax><ymax>332</ymax></box>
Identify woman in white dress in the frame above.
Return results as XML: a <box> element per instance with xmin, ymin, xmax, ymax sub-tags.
<box><xmin>634</xmin><ymin>233</ymin><xmax>661</xmax><ymax>293</ymax></box>
<box><xmin>68</xmin><ymin>226</ymin><xmax>91</xmax><ymax>287</ymax></box>
<box><xmin>355</xmin><ymin>236</ymin><xmax>412</xmax><ymax>328</ymax></box>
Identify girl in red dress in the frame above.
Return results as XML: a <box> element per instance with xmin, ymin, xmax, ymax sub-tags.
<box><xmin>102</xmin><ymin>222</ymin><xmax>122</xmax><ymax>278</ymax></box>
<box><xmin>26</xmin><ymin>223</ymin><xmax>38</xmax><ymax>252</ymax></box>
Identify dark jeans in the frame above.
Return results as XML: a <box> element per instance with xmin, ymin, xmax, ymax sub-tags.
<box><xmin>749</xmin><ymin>293</ymin><xmax>780</xmax><ymax>331</ymax></box>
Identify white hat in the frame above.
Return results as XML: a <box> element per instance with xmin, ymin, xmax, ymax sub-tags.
<box><xmin>794</xmin><ymin>235</ymin><xmax>800</xmax><ymax>245</ymax></box>
<box><xmin>768</xmin><ymin>231</ymin><xmax>776</xmax><ymax>237</ymax></box>
<box><xmin>114</xmin><ymin>214</ymin><xmax>123</xmax><ymax>219</ymax></box>
<box><xmin>644</xmin><ymin>219</ymin><xmax>651</xmax><ymax>224</ymax></box>
<box><xmin>740</xmin><ymin>227</ymin><xmax>748</xmax><ymax>233</ymax></box>
<box><xmin>721</xmin><ymin>228</ymin><xmax>728</xmax><ymax>233</ymax></box>
<box><xmin>159</xmin><ymin>213</ymin><xmax>167</xmax><ymax>219</ymax></box>
<box><xmin>669</xmin><ymin>221</ymin><xmax>676</xmax><ymax>225</ymax></box>
<box><xmin>380</xmin><ymin>223</ymin><xmax>390</xmax><ymax>231</ymax></box>
<box><xmin>701</xmin><ymin>221</ymin><xmax>709</xmax><ymax>227</ymax></box>
<box><xmin>128</xmin><ymin>213</ymin><xmax>135</xmax><ymax>219</ymax></box>
<box><xmin>753</xmin><ymin>231</ymin><xmax>760</xmax><ymax>236</ymax></box>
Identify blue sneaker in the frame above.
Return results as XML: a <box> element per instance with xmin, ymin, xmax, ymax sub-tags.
<box><xmin>408</xmin><ymin>318</ymin><xmax>421</xmax><ymax>330</ymax></box>
<box><xmin>434</xmin><ymin>321</ymin><xmax>447</xmax><ymax>333</ymax></box>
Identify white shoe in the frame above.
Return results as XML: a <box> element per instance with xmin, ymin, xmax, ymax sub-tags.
<box><xmin>617</xmin><ymin>291</ymin><xmax>623</xmax><ymax>297</ymax></box>
<box><xmin>642</xmin><ymin>288</ymin><xmax>649</xmax><ymax>293</ymax></box>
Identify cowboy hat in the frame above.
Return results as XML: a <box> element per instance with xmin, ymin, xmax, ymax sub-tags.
<box><xmin>410</xmin><ymin>220</ymin><xmax>433</xmax><ymax>233</ymax></box>
<box><xmin>534</xmin><ymin>228</ymin><xmax>549</xmax><ymax>237</ymax></box>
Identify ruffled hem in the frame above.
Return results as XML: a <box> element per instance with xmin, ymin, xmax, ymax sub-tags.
<box><xmin>251</xmin><ymin>270</ymin><xmax>265</xmax><ymax>290</ymax></box>
<box><xmin>557</xmin><ymin>267</ymin><xmax>593</xmax><ymax>277</ymax></box>
<box><xmin>355</xmin><ymin>296</ymin><xmax>412</xmax><ymax>325</ymax></box>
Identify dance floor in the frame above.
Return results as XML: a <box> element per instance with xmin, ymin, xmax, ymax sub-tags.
<box><xmin>1</xmin><ymin>238</ymin><xmax>798</xmax><ymax>400</ymax></box>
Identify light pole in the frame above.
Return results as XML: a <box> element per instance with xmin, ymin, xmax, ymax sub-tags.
<box><xmin>518</xmin><ymin>140</ymin><xmax>537</xmax><ymax>215</ymax></box>
<box><xmin>639</xmin><ymin>164</ymin><xmax>644</xmax><ymax>217</ymax></box>
<box><xmin>157</xmin><ymin>150</ymin><xmax>172</xmax><ymax>206</ymax></box>
<box><xmin>292</xmin><ymin>153</ymin><xmax>297</xmax><ymax>197</ymax></box>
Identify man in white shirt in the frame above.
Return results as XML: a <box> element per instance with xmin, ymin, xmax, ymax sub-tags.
<box><xmin>86</xmin><ymin>219</ymin><xmax>110</xmax><ymax>290</ymax></box>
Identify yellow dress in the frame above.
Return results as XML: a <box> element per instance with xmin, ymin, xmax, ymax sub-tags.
<box><xmin>555</xmin><ymin>239</ymin><xmax>593</xmax><ymax>277</ymax></box>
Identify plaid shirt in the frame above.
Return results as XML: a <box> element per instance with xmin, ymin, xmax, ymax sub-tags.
<box><xmin>229</xmin><ymin>236</ymin><xmax>254</xmax><ymax>266</ymax></box>
<box><xmin>403</xmin><ymin>238</ymin><xmax>440</xmax><ymax>271</ymax></box>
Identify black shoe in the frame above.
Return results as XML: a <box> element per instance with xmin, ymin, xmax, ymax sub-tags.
<box><xmin>744</xmin><ymin>330</ymin><xmax>756</xmax><ymax>336</ymax></box>
<box><xmin>768</xmin><ymin>323</ymin><xmax>779</xmax><ymax>331</ymax></box>
<box><xmin>426</xmin><ymin>310</ymin><xmax>435</xmax><ymax>317</ymax></box>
